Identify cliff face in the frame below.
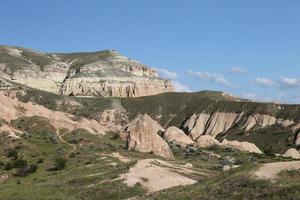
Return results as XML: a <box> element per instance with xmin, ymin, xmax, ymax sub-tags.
<box><xmin>0</xmin><ymin>46</ymin><xmax>174</xmax><ymax>97</ymax></box>
<box><xmin>183</xmin><ymin>112</ymin><xmax>298</xmax><ymax>139</ymax></box>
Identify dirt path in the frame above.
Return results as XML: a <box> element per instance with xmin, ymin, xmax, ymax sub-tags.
<box><xmin>255</xmin><ymin>161</ymin><xmax>300</xmax><ymax>179</ymax></box>
<box><xmin>56</xmin><ymin>130</ymin><xmax>77</xmax><ymax>154</ymax></box>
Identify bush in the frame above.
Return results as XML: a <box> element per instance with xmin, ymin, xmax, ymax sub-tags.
<box><xmin>5</xmin><ymin>149</ymin><xmax>18</xmax><ymax>159</ymax></box>
<box><xmin>13</xmin><ymin>159</ymin><xmax>28</xmax><ymax>168</ymax></box>
<box><xmin>263</xmin><ymin>147</ymin><xmax>276</xmax><ymax>157</ymax></box>
<box><xmin>14</xmin><ymin>164</ymin><xmax>38</xmax><ymax>177</ymax></box>
<box><xmin>55</xmin><ymin>156</ymin><xmax>67</xmax><ymax>170</ymax></box>
<box><xmin>111</xmin><ymin>133</ymin><xmax>120</xmax><ymax>140</ymax></box>
<box><xmin>3</xmin><ymin>162</ymin><xmax>12</xmax><ymax>170</ymax></box>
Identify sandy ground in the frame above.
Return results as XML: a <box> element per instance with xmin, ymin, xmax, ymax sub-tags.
<box><xmin>98</xmin><ymin>152</ymin><xmax>132</xmax><ymax>163</ymax></box>
<box><xmin>0</xmin><ymin>93</ymin><xmax>107</xmax><ymax>135</ymax></box>
<box><xmin>255</xmin><ymin>161</ymin><xmax>300</xmax><ymax>179</ymax></box>
<box><xmin>120</xmin><ymin>159</ymin><xmax>198</xmax><ymax>192</ymax></box>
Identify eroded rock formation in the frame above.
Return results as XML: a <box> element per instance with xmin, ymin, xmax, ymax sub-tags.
<box><xmin>163</xmin><ymin>126</ymin><xmax>194</xmax><ymax>148</ymax></box>
<box><xmin>0</xmin><ymin>46</ymin><xmax>174</xmax><ymax>97</ymax></box>
<box><xmin>283</xmin><ymin>148</ymin><xmax>300</xmax><ymax>159</ymax></box>
<box><xmin>221</xmin><ymin>139</ymin><xmax>263</xmax><ymax>154</ymax></box>
<box><xmin>183</xmin><ymin>112</ymin><xmax>298</xmax><ymax>138</ymax></box>
<box><xmin>125</xmin><ymin>114</ymin><xmax>174</xmax><ymax>160</ymax></box>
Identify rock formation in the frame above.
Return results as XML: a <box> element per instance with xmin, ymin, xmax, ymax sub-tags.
<box><xmin>125</xmin><ymin>114</ymin><xmax>174</xmax><ymax>160</ymax></box>
<box><xmin>0</xmin><ymin>46</ymin><xmax>174</xmax><ymax>97</ymax></box>
<box><xmin>221</xmin><ymin>139</ymin><xmax>263</xmax><ymax>154</ymax></box>
<box><xmin>283</xmin><ymin>148</ymin><xmax>300</xmax><ymax>159</ymax></box>
<box><xmin>183</xmin><ymin>112</ymin><xmax>243</xmax><ymax>139</ymax></box>
<box><xmin>195</xmin><ymin>135</ymin><xmax>220</xmax><ymax>148</ymax></box>
<box><xmin>183</xmin><ymin>112</ymin><xmax>297</xmax><ymax>138</ymax></box>
<box><xmin>0</xmin><ymin>93</ymin><xmax>107</xmax><ymax>135</ymax></box>
<box><xmin>163</xmin><ymin>126</ymin><xmax>194</xmax><ymax>148</ymax></box>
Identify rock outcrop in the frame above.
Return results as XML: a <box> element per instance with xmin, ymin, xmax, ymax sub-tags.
<box><xmin>125</xmin><ymin>114</ymin><xmax>174</xmax><ymax>160</ymax></box>
<box><xmin>163</xmin><ymin>126</ymin><xmax>194</xmax><ymax>148</ymax></box>
<box><xmin>195</xmin><ymin>135</ymin><xmax>220</xmax><ymax>148</ymax></box>
<box><xmin>243</xmin><ymin>114</ymin><xmax>277</xmax><ymax>131</ymax></box>
<box><xmin>0</xmin><ymin>93</ymin><xmax>107</xmax><ymax>135</ymax></box>
<box><xmin>0</xmin><ymin>46</ymin><xmax>174</xmax><ymax>97</ymax></box>
<box><xmin>183</xmin><ymin>112</ymin><xmax>297</xmax><ymax>138</ymax></box>
<box><xmin>221</xmin><ymin>139</ymin><xmax>263</xmax><ymax>154</ymax></box>
<box><xmin>183</xmin><ymin>112</ymin><xmax>243</xmax><ymax>139</ymax></box>
<box><xmin>283</xmin><ymin>148</ymin><xmax>300</xmax><ymax>159</ymax></box>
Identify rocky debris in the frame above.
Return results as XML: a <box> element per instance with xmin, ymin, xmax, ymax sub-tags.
<box><xmin>221</xmin><ymin>139</ymin><xmax>263</xmax><ymax>154</ymax></box>
<box><xmin>125</xmin><ymin>114</ymin><xmax>174</xmax><ymax>160</ymax></box>
<box><xmin>163</xmin><ymin>126</ymin><xmax>194</xmax><ymax>148</ymax></box>
<box><xmin>0</xmin><ymin>46</ymin><xmax>174</xmax><ymax>97</ymax></box>
<box><xmin>0</xmin><ymin>125</ymin><xmax>22</xmax><ymax>139</ymax></box>
<box><xmin>222</xmin><ymin>165</ymin><xmax>231</xmax><ymax>172</ymax></box>
<box><xmin>0</xmin><ymin>174</ymin><xmax>10</xmax><ymax>183</ymax></box>
<box><xmin>120</xmin><ymin>159</ymin><xmax>197</xmax><ymax>192</ymax></box>
<box><xmin>195</xmin><ymin>135</ymin><xmax>220</xmax><ymax>148</ymax></box>
<box><xmin>184</xmin><ymin>163</ymin><xmax>193</xmax><ymax>169</ymax></box>
<box><xmin>283</xmin><ymin>148</ymin><xmax>300</xmax><ymax>159</ymax></box>
<box><xmin>98</xmin><ymin>109</ymin><xmax>128</xmax><ymax>132</ymax></box>
<box><xmin>255</xmin><ymin>161</ymin><xmax>300</xmax><ymax>179</ymax></box>
<box><xmin>0</xmin><ymin>93</ymin><xmax>107</xmax><ymax>135</ymax></box>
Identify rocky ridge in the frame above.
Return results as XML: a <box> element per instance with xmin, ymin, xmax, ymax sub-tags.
<box><xmin>0</xmin><ymin>46</ymin><xmax>174</xmax><ymax>97</ymax></box>
<box><xmin>183</xmin><ymin>112</ymin><xmax>299</xmax><ymax>140</ymax></box>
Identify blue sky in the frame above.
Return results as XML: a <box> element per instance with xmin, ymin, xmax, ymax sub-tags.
<box><xmin>1</xmin><ymin>0</ymin><xmax>300</xmax><ymax>103</ymax></box>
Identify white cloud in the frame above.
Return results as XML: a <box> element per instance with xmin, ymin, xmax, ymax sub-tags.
<box><xmin>228</xmin><ymin>66</ymin><xmax>246</xmax><ymax>74</ymax></box>
<box><xmin>173</xmin><ymin>81</ymin><xmax>192</xmax><ymax>92</ymax></box>
<box><xmin>279</xmin><ymin>77</ymin><xmax>300</xmax><ymax>88</ymax></box>
<box><xmin>254</xmin><ymin>78</ymin><xmax>277</xmax><ymax>87</ymax></box>
<box><xmin>155</xmin><ymin>68</ymin><xmax>177</xmax><ymax>79</ymax></box>
<box><xmin>188</xmin><ymin>70</ymin><xmax>233</xmax><ymax>87</ymax></box>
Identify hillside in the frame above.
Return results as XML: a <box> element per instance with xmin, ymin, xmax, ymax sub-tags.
<box><xmin>0</xmin><ymin>46</ymin><xmax>300</xmax><ymax>199</ymax></box>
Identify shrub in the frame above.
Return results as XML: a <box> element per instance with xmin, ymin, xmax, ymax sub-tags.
<box><xmin>111</xmin><ymin>133</ymin><xmax>120</xmax><ymax>140</ymax></box>
<box><xmin>14</xmin><ymin>164</ymin><xmax>38</xmax><ymax>177</ymax></box>
<box><xmin>263</xmin><ymin>147</ymin><xmax>276</xmax><ymax>157</ymax></box>
<box><xmin>54</xmin><ymin>156</ymin><xmax>67</xmax><ymax>170</ymax></box>
<box><xmin>5</xmin><ymin>149</ymin><xmax>18</xmax><ymax>159</ymax></box>
<box><xmin>3</xmin><ymin>162</ymin><xmax>12</xmax><ymax>170</ymax></box>
<box><xmin>13</xmin><ymin>159</ymin><xmax>28</xmax><ymax>168</ymax></box>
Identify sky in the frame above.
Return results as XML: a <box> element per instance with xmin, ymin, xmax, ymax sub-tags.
<box><xmin>0</xmin><ymin>0</ymin><xmax>300</xmax><ymax>103</ymax></box>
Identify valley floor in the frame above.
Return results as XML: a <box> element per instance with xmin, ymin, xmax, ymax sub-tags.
<box><xmin>0</xmin><ymin>124</ymin><xmax>300</xmax><ymax>200</ymax></box>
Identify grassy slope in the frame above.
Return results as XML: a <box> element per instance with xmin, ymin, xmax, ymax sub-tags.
<box><xmin>0</xmin><ymin>117</ymin><xmax>147</xmax><ymax>200</ymax></box>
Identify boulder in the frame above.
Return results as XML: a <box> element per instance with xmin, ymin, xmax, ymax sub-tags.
<box><xmin>221</xmin><ymin>139</ymin><xmax>263</xmax><ymax>154</ymax></box>
<box><xmin>125</xmin><ymin>114</ymin><xmax>174</xmax><ymax>160</ymax></box>
<box><xmin>222</xmin><ymin>165</ymin><xmax>231</xmax><ymax>172</ymax></box>
<box><xmin>195</xmin><ymin>135</ymin><xmax>220</xmax><ymax>148</ymax></box>
<box><xmin>283</xmin><ymin>148</ymin><xmax>300</xmax><ymax>159</ymax></box>
<box><xmin>163</xmin><ymin>126</ymin><xmax>194</xmax><ymax>148</ymax></box>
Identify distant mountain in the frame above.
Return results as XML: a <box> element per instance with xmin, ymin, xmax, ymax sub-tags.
<box><xmin>0</xmin><ymin>45</ymin><xmax>174</xmax><ymax>97</ymax></box>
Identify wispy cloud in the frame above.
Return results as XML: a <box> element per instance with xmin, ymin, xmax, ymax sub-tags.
<box><xmin>254</xmin><ymin>77</ymin><xmax>277</xmax><ymax>87</ymax></box>
<box><xmin>173</xmin><ymin>81</ymin><xmax>192</xmax><ymax>92</ymax></box>
<box><xmin>187</xmin><ymin>70</ymin><xmax>233</xmax><ymax>87</ymax></box>
<box><xmin>279</xmin><ymin>76</ymin><xmax>300</xmax><ymax>88</ymax></box>
<box><xmin>155</xmin><ymin>68</ymin><xmax>177</xmax><ymax>79</ymax></box>
<box><xmin>228</xmin><ymin>66</ymin><xmax>246</xmax><ymax>74</ymax></box>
